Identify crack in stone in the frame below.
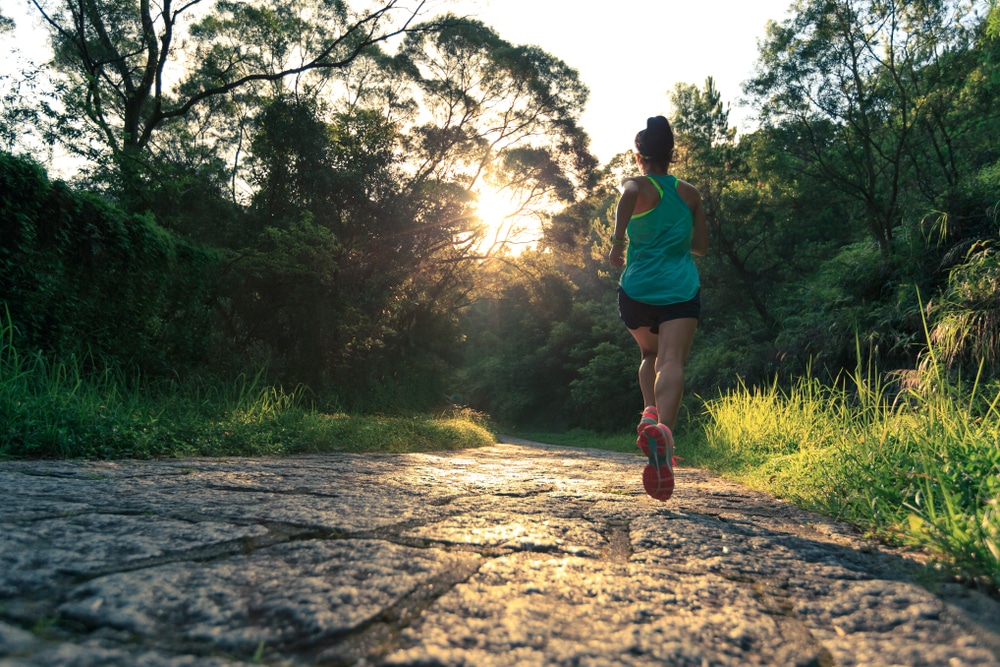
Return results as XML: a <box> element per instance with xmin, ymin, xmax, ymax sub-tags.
<box><xmin>203</xmin><ymin>483</ymin><xmax>341</xmax><ymax>498</ymax></box>
<box><xmin>492</xmin><ymin>485</ymin><xmax>555</xmax><ymax>498</ymax></box>
<box><xmin>425</xmin><ymin>494</ymin><xmax>460</xmax><ymax>507</ymax></box>
<box><xmin>601</xmin><ymin>519</ymin><xmax>633</xmax><ymax>563</ymax></box>
<box><xmin>752</xmin><ymin>578</ymin><xmax>837</xmax><ymax>667</ymax></box>
<box><xmin>9</xmin><ymin>470</ymin><xmax>104</xmax><ymax>480</ymax></box>
<box><xmin>2</xmin><ymin>506</ymin><xmax>160</xmax><ymax>524</ymax></box>
<box><xmin>343</xmin><ymin>507</ymin><xmax>612</xmax><ymax>561</ymax></box>
<box><xmin>304</xmin><ymin>556</ymin><xmax>485</xmax><ymax>666</ymax></box>
<box><xmin>350</xmin><ymin>528</ymin><xmax>562</xmax><ymax>560</ymax></box>
<box><xmin>0</xmin><ymin>522</ymin><xmax>327</xmax><ymax>613</ymax></box>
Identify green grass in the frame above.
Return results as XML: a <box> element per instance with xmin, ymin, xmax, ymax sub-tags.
<box><xmin>508</xmin><ymin>428</ymin><xmax>640</xmax><ymax>455</ymax></box>
<box><xmin>0</xmin><ymin>321</ymin><xmax>494</xmax><ymax>460</ymax></box>
<box><xmin>687</xmin><ymin>351</ymin><xmax>1000</xmax><ymax>589</ymax></box>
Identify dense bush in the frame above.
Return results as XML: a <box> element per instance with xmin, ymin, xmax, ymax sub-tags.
<box><xmin>0</xmin><ymin>152</ymin><xmax>219</xmax><ymax>374</ymax></box>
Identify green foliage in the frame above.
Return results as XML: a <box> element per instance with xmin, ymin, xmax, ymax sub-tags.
<box><xmin>568</xmin><ymin>341</ymin><xmax>637</xmax><ymax>432</ymax></box>
<box><xmin>28</xmin><ymin>0</ymin><xmax>435</xmax><ymax>202</ymax></box>
<box><xmin>222</xmin><ymin>101</ymin><xmax>475</xmax><ymax>410</ymax></box>
<box><xmin>457</xmin><ymin>252</ymin><xmax>641</xmax><ymax>433</ymax></box>
<box><xmin>746</xmin><ymin>0</ymin><xmax>987</xmax><ymax>257</ymax></box>
<box><xmin>773</xmin><ymin>240</ymin><xmax>919</xmax><ymax>373</ymax></box>
<box><xmin>928</xmin><ymin>240</ymin><xmax>1000</xmax><ymax>374</ymax></box>
<box><xmin>0</xmin><ymin>152</ymin><xmax>218</xmax><ymax>373</ymax></box>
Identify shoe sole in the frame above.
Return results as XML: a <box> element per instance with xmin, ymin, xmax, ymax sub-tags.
<box><xmin>636</xmin><ymin>423</ymin><xmax>674</xmax><ymax>501</ymax></box>
<box><xmin>643</xmin><ymin>464</ymin><xmax>674</xmax><ymax>501</ymax></box>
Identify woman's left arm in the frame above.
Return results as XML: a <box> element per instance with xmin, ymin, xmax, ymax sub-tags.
<box><xmin>610</xmin><ymin>179</ymin><xmax>640</xmax><ymax>267</ymax></box>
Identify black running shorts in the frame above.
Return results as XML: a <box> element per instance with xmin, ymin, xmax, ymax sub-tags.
<box><xmin>618</xmin><ymin>287</ymin><xmax>701</xmax><ymax>333</ymax></box>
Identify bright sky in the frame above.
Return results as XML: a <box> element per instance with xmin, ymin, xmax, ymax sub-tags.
<box><xmin>461</xmin><ymin>0</ymin><xmax>794</xmax><ymax>163</ymax></box>
<box><xmin>3</xmin><ymin>0</ymin><xmax>792</xmax><ymax>166</ymax></box>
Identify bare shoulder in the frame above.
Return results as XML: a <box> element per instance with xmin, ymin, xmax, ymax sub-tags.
<box><xmin>674</xmin><ymin>177</ymin><xmax>701</xmax><ymax>197</ymax></box>
<box><xmin>674</xmin><ymin>177</ymin><xmax>703</xmax><ymax>210</ymax></box>
<box><xmin>620</xmin><ymin>176</ymin><xmax>644</xmax><ymax>192</ymax></box>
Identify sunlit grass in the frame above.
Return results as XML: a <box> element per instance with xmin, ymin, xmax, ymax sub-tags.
<box><xmin>0</xmin><ymin>317</ymin><xmax>494</xmax><ymax>460</ymax></box>
<box><xmin>295</xmin><ymin>412</ymin><xmax>495</xmax><ymax>454</ymax></box>
<box><xmin>509</xmin><ymin>428</ymin><xmax>639</xmax><ymax>455</ymax></box>
<box><xmin>687</xmin><ymin>348</ymin><xmax>1000</xmax><ymax>588</ymax></box>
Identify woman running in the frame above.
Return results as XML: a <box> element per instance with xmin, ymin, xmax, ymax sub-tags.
<box><xmin>608</xmin><ymin>116</ymin><xmax>709</xmax><ymax>501</ymax></box>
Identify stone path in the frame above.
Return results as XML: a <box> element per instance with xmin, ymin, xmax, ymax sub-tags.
<box><xmin>1</xmin><ymin>439</ymin><xmax>999</xmax><ymax>666</ymax></box>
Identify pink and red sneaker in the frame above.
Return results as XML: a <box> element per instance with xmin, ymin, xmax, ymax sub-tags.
<box><xmin>636</xmin><ymin>422</ymin><xmax>674</xmax><ymax>501</ymax></box>
<box><xmin>637</xmin><ymin>405</ymin><xmax>659</xmax><ymax>434</ymax></box>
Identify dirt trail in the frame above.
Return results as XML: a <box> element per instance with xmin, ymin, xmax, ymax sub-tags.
<box><xmin>1</xmin><ymin>440</ymin><xmax>998</xmax><ymax>666</ymax></box>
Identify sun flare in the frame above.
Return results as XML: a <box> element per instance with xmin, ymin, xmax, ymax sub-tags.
<box><xmin>475</xmin><ymin>186</ymin><xmax>515</xmax><ymax>232</ymax></box>
<box><xmin>473</xmin><ymin>185</ymin><xmax>538</xmax><ymax>254</ymax></box>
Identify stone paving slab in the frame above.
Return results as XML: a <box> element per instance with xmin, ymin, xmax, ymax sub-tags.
<box><xmin>1</xmin><ymin>440</ymin><xmax>999</xmax><ymax>666</ymax></box>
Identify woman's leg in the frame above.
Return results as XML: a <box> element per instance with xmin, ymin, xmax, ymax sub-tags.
<box><xmin>627</xmin><ymin>326</ymin><xmax>658</xmax><ymax>409</ymax></box>
<box><xmin>654</xmin><ymin>318</ymin><xmax>698</xmax><ymax>429</ymax></box>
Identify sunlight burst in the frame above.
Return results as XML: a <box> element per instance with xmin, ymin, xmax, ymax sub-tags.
<box><xmin>474</xmin><ymin>185</ymin><xmax>538</xmax><ymax>255</ymax></box>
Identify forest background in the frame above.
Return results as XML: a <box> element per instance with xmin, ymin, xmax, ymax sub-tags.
<box><xmin>1</xmin><ymin>0</ymin><xmax>999</xmax><ymax>579</ymax></box>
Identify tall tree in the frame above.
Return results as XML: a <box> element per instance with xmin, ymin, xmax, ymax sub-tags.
<box><xmin>29</xmin><ymin>0</ymin><xmax>443</xmax><ymax>204</ymax></box>
<box><xmin>745</xmin><ymin>0</ymin><xmax>982</xmax><ymax>257</ymax></box>
<box><xmin>390</xmin><ymin>17</ymin><xmax>596</xmax><ymax>256</ymax></box>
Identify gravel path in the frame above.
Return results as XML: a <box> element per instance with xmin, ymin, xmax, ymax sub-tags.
<box><xmin>1</xmin><ymin>438</ymin><xmax>998</xmax><ymax>666</ymax></box>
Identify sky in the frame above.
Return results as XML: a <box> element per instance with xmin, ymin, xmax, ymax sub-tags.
<box><xmin>460</xmin><ymin>0</ymin><xmax>794</xmax><ymax>163</ymax></box>
<box><xmin>2</xmin><ymin>0</ymin><xmax>793</xmax><ymax>166</ymax></box>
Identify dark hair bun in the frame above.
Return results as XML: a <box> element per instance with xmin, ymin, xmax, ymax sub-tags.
<box><xmin>647</xmin><ymin>116</ymin><xmax>670</xmax><ymax>137</ymax></box>
<box><xmin>635</xmin><ymin>116</ymin><xmax>674</xmax><ymax>164</ymax></box>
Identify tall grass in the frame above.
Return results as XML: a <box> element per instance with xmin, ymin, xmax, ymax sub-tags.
<box><xmin>0</xmin><ymin>316</ymin><xmax>494</xmax><ymax>459</ymax></box>
<box><xmin>691</xmin><ymin>343</ymin><xmax>1000</xmax><ymax>588</ymax></box>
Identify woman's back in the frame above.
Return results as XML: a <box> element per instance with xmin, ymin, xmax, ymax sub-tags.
<box><xmin>620</xmin><ymin>174</ymin><xmax>699</xmax><ymax>306</ymax></box>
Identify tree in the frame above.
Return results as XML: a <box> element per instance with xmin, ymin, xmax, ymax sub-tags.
<box><xmin>29</xmin><ymin>0</ymin><xmax>444</xmax><ymax>204</ymax></box>
<box><xmin>745</xmin><ymin>0</ymin><xmax>982</xmax><ymax>258</ymax></box>
<box><xmin>390</xmin><ymin>17</ymin><xmax>596</xmax><ymax>257</ymax></box>
<box><xmin>670</xmin><ymin>78</ymin><xmax>781</xmax><ymax>333</ymax></box>
<box><xmin>215</xmin><ymin>95</ymin><xmax>473</xmax><ymax>404</ymax></box>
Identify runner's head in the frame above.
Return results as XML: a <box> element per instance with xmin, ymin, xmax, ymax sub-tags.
<box><xmin>635</xmin><ymin>116</ymin><xmax>674</xmax><ymax>170</ymax></box>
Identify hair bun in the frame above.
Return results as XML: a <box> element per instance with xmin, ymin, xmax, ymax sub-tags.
<box><xmin>646</xmin><ymin>116</ymin><xmax>670</xmax><ymax>137</ymax></box>
<box><xmin>635</xmin><ymin>116</ymin><xmax>675</xmax><ymax>164</ymax></box>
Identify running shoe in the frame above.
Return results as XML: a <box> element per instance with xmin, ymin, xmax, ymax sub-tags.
<box><xmin>636</xmin><ymin>422</ymin><xmax>674</xmax><ymax>501</ymax></box>
<box><xmin>637</xmin><ymin>405</ymin><xmax>659</xmax><ymax>434</ymax></box>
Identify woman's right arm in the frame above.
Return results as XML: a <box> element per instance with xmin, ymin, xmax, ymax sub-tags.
<box><xmin>678</xmin><ymin>180</ymin><xmax>709</xmax><ymax>256</ymax></box>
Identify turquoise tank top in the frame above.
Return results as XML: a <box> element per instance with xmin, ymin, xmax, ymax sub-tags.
<box><xmin>619</xmin><ymin>174</ymin><xmax>699</xmax><ymax>306</ymax></box>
